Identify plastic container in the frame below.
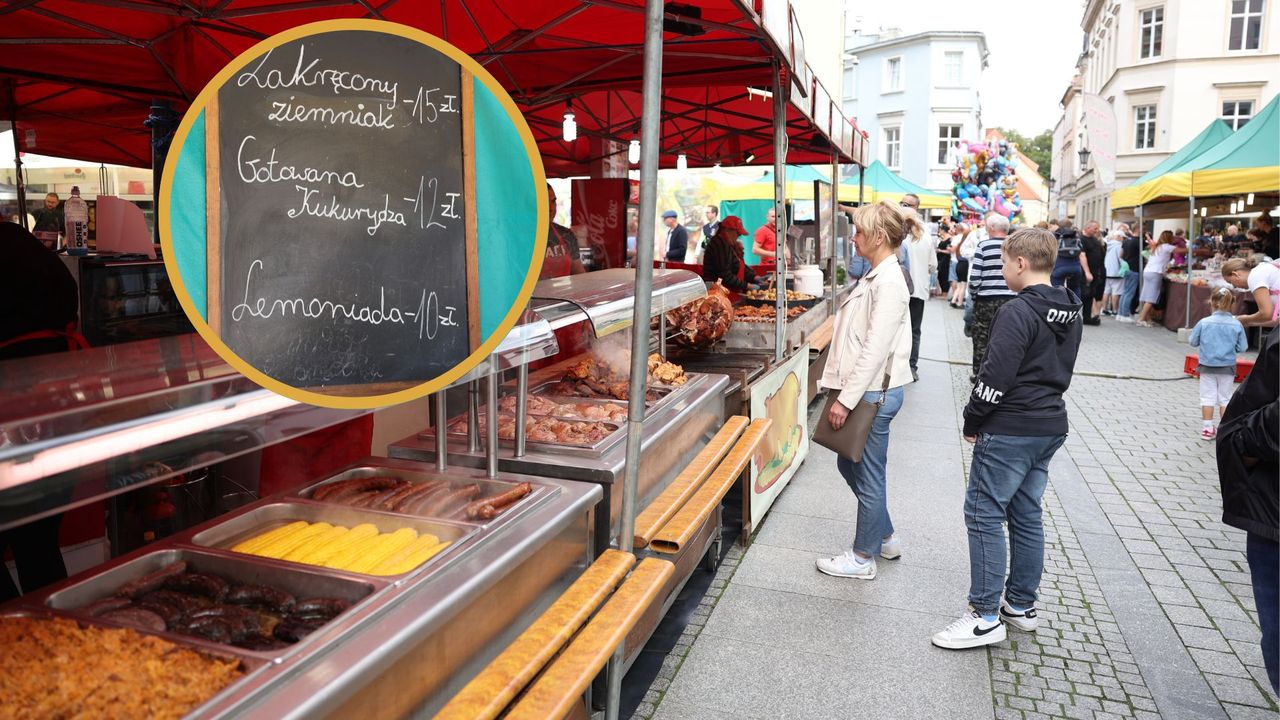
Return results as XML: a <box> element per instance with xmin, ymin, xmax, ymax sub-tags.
<box><xmin>793</xmin><ymin>265</ymin><xmax>823</xmax><ymax>297</ymax></box>
<box><xmin>64</xmin><ymin>186</ymin><xmax>89</xmax><ymax>256</ymax></box>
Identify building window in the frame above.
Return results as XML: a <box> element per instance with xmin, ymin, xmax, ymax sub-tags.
<box><xmin>937</xmin><ymin>124</ymin><xmax>962</xmax><ymax>164</ymax></box>
<box><xmin>1223</xmin><ymin>100</ymin><xmax>1254</xmax><ymax>129</ymax></box>
<box><xmin>844</xmin><ymin>65</ymin><xmax>856</xmax><ymax>101</ymax></box>
<box><xmin>944</xmin><ymin>51</ymin><xmax>963</xmax><ymax>85</ymax></box>
<box><xmin>885</xmin><ymin>57</ymin><xmax>902</xmax><ymax>92</ymax></box>
<box><xmin>1134</xmin><ymin>105</ymin><xmax>1157</xmax><ymax>149</ymax></box>
<box><xmin>884</xmin><ymin>126</ymin><xmax>901</xmax><ymax>168</ymax></box>
<box><xmin>1139</xmin><ymin>7</ymin><xmax>1163</xmax><ymax>59</ymax></box>
<box><xmin>1229</xmin><ymin>0</ymin><xmax>1264</xmax><ymax>50</ymax></box>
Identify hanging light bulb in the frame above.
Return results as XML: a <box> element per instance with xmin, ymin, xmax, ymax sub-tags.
<box><xmin>1200</xmin><ymin>206</ymin><xmax>1207</xmax><ymax>217</ymax></box>
<box><xmin>1230</xmin><ymin>201</ymin><xmax>1238</xmax><ymax>214</ymax></box>
<box><xmin>628</xmin><ymin>139</ymin><xmax>641</xmax><ymax>164</ymax></box>
<box><xmin>1247</xmin><ymin>193</ymin><xmax>1255</xmax><ymax>205</ymax></box>
<box><xmin>676</xmin><ymin>153</ymin><xmax>688</xmax><ymax>171</ymax></box>
<box><xmin>561</xmin><ymin>100</ymin><xmax>577</xmax><ymax>143</ymax></box>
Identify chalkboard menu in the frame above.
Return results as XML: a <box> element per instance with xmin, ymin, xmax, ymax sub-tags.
<box><xmin>208</xmin><ymin>29</ymin><xmax>478</xmax><ymax>391</ymax></box>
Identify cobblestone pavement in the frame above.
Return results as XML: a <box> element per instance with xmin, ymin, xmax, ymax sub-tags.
<box><xmin>636</xmin><ymin>299</ymin><xmax>1277</xmax><ymax>719</ymax></box>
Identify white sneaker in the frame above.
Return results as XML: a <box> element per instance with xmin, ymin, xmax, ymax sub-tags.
<box><xmin>999</xmin><ymin>600</ymin><xmax>1039</xmax><ymax>632</ymax></box>
<box><xmin>931</xmin><ymin>608</ymin><xmax>1006</xmax><ymax>649</ymax></box>
<box><xmin>816</xmin><ymin>549</ymin><xmax>877</xmax><ymax>580</ymax></box>
<box><xmin>1116</xmin><ymin>315</ymin><xmax>1134</xmax><ymax>323</ymax></box>
<box><xmin>879</xmin><ymin>536</ymin><xmax>902</xmax><ymax>561</ymax></box>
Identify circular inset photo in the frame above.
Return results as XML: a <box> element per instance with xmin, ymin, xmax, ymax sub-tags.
<box><xmin>161</xmin><ymin>20</ymin><xmax>546</xmax><ymax>409</ymax></box>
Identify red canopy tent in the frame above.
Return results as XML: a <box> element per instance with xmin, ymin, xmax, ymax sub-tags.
<box><xmin>0</xmin><ymin>0</ymin><xmax>860</xmax><ymax>171</ymax></box>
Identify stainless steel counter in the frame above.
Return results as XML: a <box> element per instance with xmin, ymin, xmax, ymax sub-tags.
<box><xmin>9</xmin><ymin>457</ymin><xmax>601</xmax><ymax>720</ymax></box>
<box><xmin>388</xmin><ymin>372</ymin><xmax>726</xmax><ymax>553</ymax></box>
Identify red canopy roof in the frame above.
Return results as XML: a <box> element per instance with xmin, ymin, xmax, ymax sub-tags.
<box><xmin>0</xmin><ymin>1</ymin><xmax>857</xmax><ymax>171</ymax></box>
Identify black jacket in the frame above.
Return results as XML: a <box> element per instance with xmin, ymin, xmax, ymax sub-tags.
<box><xmin>964</xmin><ymin>284</ymin><xmax>1083</xmax><ymax>437</ymax></box>
<box><xmin>1082</xmin><ymin>233</ymin><xmax>1106</xmax><ymax>278</ymax></box>
<box><xmin>1217</xmin><ymin>326</ymin><xmax>1279</xmax><ymax>541</ymax></box>
<box><xmin>1122</xmin><ymin>234</ymin><xmax>1142</xmax><ymax>271</ymax></box>
<box><xmin>0</xmin><ymin>223</ymin><xmax>80</xmax><ymax>360</ymax></box>
<box><xmin>702</xmin><ymin>235</ymin><xmax>755</xmax><ymax>292</ymax></box>
<box><xmin>665</xmin><ymin>225</ymin><xmax>689</xmax><ymax>262</ymax></box>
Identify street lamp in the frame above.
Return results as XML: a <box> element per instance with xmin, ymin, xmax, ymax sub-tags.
<box><xmin>1077</xmin><ymin>146</ymin><xmax>1091</xmax><ymax>169</ymax></box>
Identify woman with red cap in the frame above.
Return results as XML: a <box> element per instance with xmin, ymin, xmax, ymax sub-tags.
<box><xmin>702</xmin><ymin>215</ymin><xmax>759</xmax><ymax>295</ymax></box>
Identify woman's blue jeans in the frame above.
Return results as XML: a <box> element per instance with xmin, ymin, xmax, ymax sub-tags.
<box><xmin>834</xmin><ymin>387</ymin><xmax>904</xmax><ymax>557</ymax></box>
<box><xmin>1118</xmin><ymin>272</ymin><xmax>1139</xmax><ymax>317</ymax></box>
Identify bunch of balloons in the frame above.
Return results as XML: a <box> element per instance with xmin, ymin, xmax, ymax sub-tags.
<box><xmin>949</xmin><ymin>139</ymin><xmax>1024</xmax><ymax>224</ymax></box>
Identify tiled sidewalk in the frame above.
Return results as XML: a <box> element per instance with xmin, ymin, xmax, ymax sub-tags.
<box><xmin>637</xmin><ymin>298</ymin><xmax>1277</xmax><ymax>720</ymax></box>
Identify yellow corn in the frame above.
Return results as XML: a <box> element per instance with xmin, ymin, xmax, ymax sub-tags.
<box><xmin>257</xmin><ymin>522</ymin><xmax>332</xmax><ymax>559</ymax></box>
<box><xmin>370</xmin><ymin>534</ymin><xmax>439</xmax><ymax>574</ymax></box>
<box><xmin>376</xmin><ymin>540</ymin><xmax>452</xmax><ymax>576</ymax></box>
<box><xmin>281</xmin><ymin>525</ymin><xmax>348</xmax><ymax>562</ymax></box>
<box><xmin>297</xmin><ymin>523</ymin><xmax>378</xmax><ymax>565</ymax></box>
<box><xmin>342</xmin><ymin>528</ymin><xmax>418</xmax><ymax>574</ymax></box>
<box><xmin>321</xmin><ymin>531</ymin><xmax>393</xmax><ymax>571</ymax></box>
<box><xmin>232</xmin><ymin>521</ymin><xmax>308</xmax><ymax>554</ymax></box>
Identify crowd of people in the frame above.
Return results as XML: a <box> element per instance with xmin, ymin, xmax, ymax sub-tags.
<box><xmin>812</xmin><ymin>198</ymin><xmax>1277</xmax><ymax>695</ymax></box>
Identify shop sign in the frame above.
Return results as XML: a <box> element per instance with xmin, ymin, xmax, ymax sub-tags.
<box><xmin>745</xmin><ymin>345</ymin><xmax>810</xmax><ymax>536</ymax></box>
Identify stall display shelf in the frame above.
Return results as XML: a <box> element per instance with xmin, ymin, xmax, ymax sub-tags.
<box><xmin>532</xmin><ymin>268</ymin><xmax>707</xmax><ymax>337</ymax></box>
<box><xmin>720</xmin><ymin>301</ymin><xmax>831</xmax><ymax>352</ymax></box>
<box><xmin>7</xmin><ymin>456</ymin><xmax>600</xmax><ymax>719</ymax></box>
<box><xmin>0</xmin><ymin>334</ymin><xmax>367</xmax><ymax>532</ymax></box>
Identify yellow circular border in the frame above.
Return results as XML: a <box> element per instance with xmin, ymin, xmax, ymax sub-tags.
<box><xmin>160</xmin><ymin>19</ymin><xmax>547</xmax><ymax>410</ymax></box>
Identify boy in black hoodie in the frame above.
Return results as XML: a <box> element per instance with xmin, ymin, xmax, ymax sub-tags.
<box><xmin>933</xmin><ymin>227</ymin><xmax>1082</xmax><ymax>650</ymax></box>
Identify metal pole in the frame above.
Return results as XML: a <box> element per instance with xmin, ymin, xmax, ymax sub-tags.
<box><xmin>467</xmin><ymin>379</ymin><xmax>480</xmax><ymax>453</ymax></box>
<box><xmin>515</xmin><ymin>363</ymin><xmax>529</xmax><ymax>458</ymax></box>
<box><xmin>605</xmin><ymin>0</ymin><xmax>663</xmax><ymax>716</ymax></box>
<box><xmin>1186</xmin><ymin>197</ymin><xmax>1195</xmax><ymax>329</ymax></box>
<box><xmin>485</xmin><ymin>371</ymin><xmax>498</xmax><ymax>478</ymax></box>
<box><xmin>829</xmin><ymin>152</ymin><xmax>838</xmax><ymax>313</ymax></box>
<box><xmin>772</xmin><ymin>62</ymin><xmax>787</xmax><ymax>362</ymax></box>
<box><xmin>434</xmin><ymin>392</ymin><xmax>447</xmax><ymax>472</ymax></box>
<box><xmin>9</xmin><ymin>92</ymin><xmax>28</xmax><ymax>231</ymax></box>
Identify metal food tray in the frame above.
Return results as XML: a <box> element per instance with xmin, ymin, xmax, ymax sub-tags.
<box><xmin>294</xmin><ymin>465</ymin><xmax>553</xmax><ymax>525</ymax></box>
<box><xmin>41</xmin><ymin>547</ymin><xmax>377</xmax><ymax>662</ymax></box>
<box><xmin>424</xmin><ymin>412</ymin><xmax>624</xmax><ymax>456</ymax></box>
<box><xmin>528</xmin><ymin>378</ymin><xmax>678</xmax><ymax>405</ymax></box>
<box><xmin>190</xmin><ymin>501</ymin><xmax>476</xmax><ymax>579</ymax></box>
<box><xmin>497</xmin><ymin>394</ymin><xmax>630</xmax><ymax>422</ymax></box>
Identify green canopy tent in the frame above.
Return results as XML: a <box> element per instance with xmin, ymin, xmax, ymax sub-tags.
<box><xmin>719</xmin><ymin>165</ymin><xmax>833</xmax><ymax>265</ymax></box>
<box><xmin>838</xmin><ymin>160</ymin><xmax>951</xmax><ymax>210</ymax></box>
<box><xmin>1110</xmin><ymin>119</ymin><xmax>1234</xmax><ymax>209</ymax></box>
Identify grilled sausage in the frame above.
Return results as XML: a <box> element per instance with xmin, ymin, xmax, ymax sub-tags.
<box><xmin>324</xmin><ymin>476</ymin><xmax>404</xmax><ymax>504</ymax></box>
<box><xmin>100</xmin><ymin>607</ymin><xmax>167</xmax><ymax>633</ymax></box>
<box><xmin>162</xmin><ymin>572</ymin><xmax>229</xmax><ymax>601</ymax></box>
<box><xmin>139</xmin><ymin>589</ymin><xmax>205</xmax><ymax>615</ymax></box>
<box><xmin>291</xmin><ymin>597</ymin><xmax>350</xmax><ymax>621</ymax></box>
<box><xmin>390</xmin><ymin>482</ymin><xmax>446</xmax><ymax>514</ymax></box>
<box><xmin>373</xmin><ymin>482</ymin><xmax>430</xmax><ymax>512</ymax></box>
<box><xmin>137</xmin><ymin>600</ymin><xmax>184</xmax><ymax>626</ymax></box>
<box><xmin>464</xmin><ymin>482</ymin><xmax>533</xmax><ymax>520</ymax></box>
<box><xmin>115</xmin><ymin>561</ymin><xmax>188</xmax><ymax>599</ymax></box>
<box><xmin>177</xmin><ymin>615</ymin><xmax>234</xmax><ymax>644</ymax></box>
<box><xmin>427</xmin><ymin>485</ymin><xmax>482</xmax><ymax>517</ymax></box>
<box><xmin>399</xmin><ymin>483</ymin><xmax>452</xmax><ymax>515</ymax></box>
<box><xmin>81</xmin><ymin>596</ymin><xmax>133</xmax><ymax>617</ymax></box>
<box><xmin>274</xmin><ymin>617</ymin><xmax>325</xmax><ymax>643</ymax></box>
<box><xmin>226</xmin><ymin>584</ymin><xmax>295</xmax><ymax>613</ymax></box>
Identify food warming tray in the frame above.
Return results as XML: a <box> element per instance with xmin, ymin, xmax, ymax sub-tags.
<box><xmin>190</xmin><ymin>501</ymin><xmax>476</xmax><ymax>579</ymax></box>
<box><xmin>42</xmin><ymin>547</ymin><xmax>377</xmax><ymax>661</ymax></box>
<box><xmin>422</xmin><ymin>412</ymin><xmax>624</xmax><ymax>457</ymax></box>
<box><xmin>293</xmin><ymin>464</ymin><xmax>553</xmax><ymax>525</ymax></box>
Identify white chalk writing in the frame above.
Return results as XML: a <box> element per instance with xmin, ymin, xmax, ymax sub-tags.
<box><xmin>237</xmin><ymin>45</ymin><xmax>399</xmax><ymax>106</ymax></box>
<box><xmin>236</xmin><ymin>135</ymin><xmax>364</xmax><ymax>188</ymax></box>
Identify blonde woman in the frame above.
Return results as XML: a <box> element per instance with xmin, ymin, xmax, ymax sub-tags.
<box><xmin>816</xmin><ymin>201</ymin><xmax>919</xmax><ymax>580</ymax></box>
<box><xmin>1222</xmin><ymin>255</ymin><xmax>1280</xmax><ymax>326</ymax></box>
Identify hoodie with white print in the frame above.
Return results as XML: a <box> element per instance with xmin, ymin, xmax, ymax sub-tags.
<box><xmin>963</xmin><ymin>284</ymin><xmax>1083</xmax><ymax>437</ymax></box>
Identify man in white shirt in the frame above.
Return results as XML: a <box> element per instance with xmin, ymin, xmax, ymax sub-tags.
<box><xmin>899</xmin><ymin>194</ymin><xmax>937</xmax><ymax>382</ymax></box>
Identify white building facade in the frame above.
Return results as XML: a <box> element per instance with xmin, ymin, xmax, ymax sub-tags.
<box><xmin>1052</xmin><ymin>0</ymin><xmax>1280</xmax><ymax>226</ymax></box>
<box><xmin>842</xmin><ymin>29</ymin><xmax>989</xmax><ymax>196</ymax></box>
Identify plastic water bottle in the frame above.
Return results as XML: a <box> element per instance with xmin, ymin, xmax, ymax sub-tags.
<box><xmin>64</xmin><ymin>186</ymin><xmax>89</xmax><ymax>256</ymax></box>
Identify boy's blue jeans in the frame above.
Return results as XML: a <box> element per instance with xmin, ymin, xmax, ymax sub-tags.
<box><xmin>965</xmin><ymin>432</ymin><xmax>1066</xmax><ymax>615</ymax></box>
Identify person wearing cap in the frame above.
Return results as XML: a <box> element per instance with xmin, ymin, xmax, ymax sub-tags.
<box><xmin>702</xmin><ymin>215</ymin><xmax>759</xmax><ymax>294</ymax></box>
<box><xmin>662</xmin><ymin>210</ymin><xmax>689</xmax><ymax>263</ymax></box>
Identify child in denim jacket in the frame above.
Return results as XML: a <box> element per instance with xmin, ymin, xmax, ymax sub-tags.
<box><xmin>1190</xmin><ymin>287</ymin><xmax>1249</xmax><ymax>440</ymax></box>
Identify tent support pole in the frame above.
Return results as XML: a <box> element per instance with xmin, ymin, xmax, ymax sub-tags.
<box><xmin>830</xmin><ymin>151</ymin><xmax>838</xmax><ymax>314</ymax></box>
<box><xmin>1136</xmin><ymin>205</ymin><xmax>1145</xmax><ymax>312</ymax></box>
<box><xmin>1186</xmin><ymin>197</ymin><xmax>1195</xmax><ymax>328</ymax></box>
<box><xmin>773</xmin><ymin>60</ymin><xmax>787</xmax><ymax>363</ymax></box>
<box><xmin>605</xmin><ymin>0</ymin><xmax>662</xmax><ymax>716</ymax></box>
<box><xmin>9</xmin><ymin>86</ymin><xmax>28</xmax><ymax>231</ymax></box>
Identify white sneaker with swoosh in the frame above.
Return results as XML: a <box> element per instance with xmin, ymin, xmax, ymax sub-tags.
<box><xmin>931</xmin><ymin>608</ymin><xmax>1006</xmax><ymax>650</ymax></box>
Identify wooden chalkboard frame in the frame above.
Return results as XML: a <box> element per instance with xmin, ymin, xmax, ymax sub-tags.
<box><xmin>205</xmin><ymin>40</ymin><xmax>481</xmax><ymax>397</ymax></box>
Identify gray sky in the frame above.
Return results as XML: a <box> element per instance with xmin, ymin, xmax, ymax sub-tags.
<box><xmin>845</xmin><ymin>0</ymin><xmax>1085</xmax><ymax>135</ymax></box>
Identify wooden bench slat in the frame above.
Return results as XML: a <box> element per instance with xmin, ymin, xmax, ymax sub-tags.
<box><xmin>432</xmin><ymin>550</ymin><xmax>636</xmax><ymax>720</ymax></box>
<box><xmin>504</xmin><ymin>558</ymin><xmax>676</xmax><ymax>720</ymax></box>
<box><xmin>650</xmin><ymin>418</ymin><xmax>772</xmax><ymax>555</ymax></box>
<box><xmin>632</xmin><ymin>416</ymin><xmax>749</xmax><ymax>549</ymax></box>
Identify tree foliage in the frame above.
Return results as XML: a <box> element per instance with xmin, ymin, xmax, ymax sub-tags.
<box><xmin>998</xmin><ymin>128</ymin><xmax>1053</xmax><ymax>183</ymax></box>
